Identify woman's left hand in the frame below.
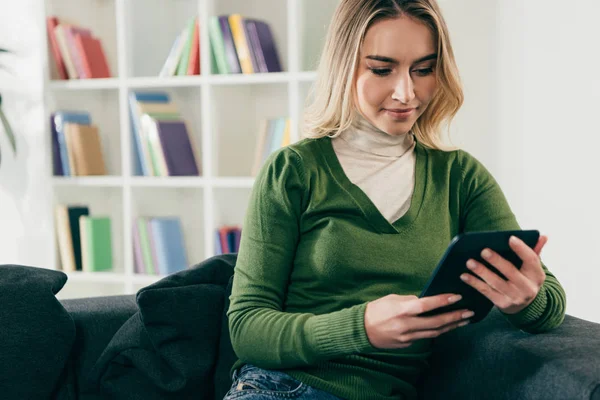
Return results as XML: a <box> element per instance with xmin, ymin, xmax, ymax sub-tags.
<box><xmin>460</xmin><ymin>235</ymin><xmax>548</xmax><ymax>315</ymax></box>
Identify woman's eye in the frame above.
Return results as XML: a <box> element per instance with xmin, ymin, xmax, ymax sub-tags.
<box><xmin>369</xmin><ymin>68</ymin><xmax>392</xmax><ymax>77</ymax></box>
<box><xmin>413</xmin><ymin>67</ymin><xmax>434</xmax><ymax>77</ymax></box>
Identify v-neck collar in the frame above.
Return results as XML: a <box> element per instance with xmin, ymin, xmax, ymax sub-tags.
<box><xmin>317</xmin><ymin>135</ymin><xmax>428</xmax><ymax>235</ymax></box>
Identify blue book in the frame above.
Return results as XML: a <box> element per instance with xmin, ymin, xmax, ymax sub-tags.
<box><xmin>128</xmin><ymin>91</ymin><xmax>170</xmax><ymax>176</ymax></box>
<box><xmin>214</xmin><ymin>230</ymin><xmax>223</xmax><ymax>255</ymax></box>
<box><xmin>53</xmin><ymin>111</ymin><xmax>91</xmax><ymax>176</ymax></box>
<box><xmin>149</xmin><ymin>217</ymin><xmax>188</xmax><ymax>275</ymax></box>
<box><xmin>50</xmin><ymin>113</ymin><xmax>63</xmax><ymax>176</ymax></box>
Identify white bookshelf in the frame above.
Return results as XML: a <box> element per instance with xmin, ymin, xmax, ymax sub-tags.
<box><xmin>42</xmin><ymin>0</ymin><xmax>340</xmax><ymax>299</ymax></box>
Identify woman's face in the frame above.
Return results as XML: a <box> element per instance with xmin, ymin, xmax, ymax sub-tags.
<box><xmin>354</xmin><ymin>16</ymin><xmax>438</xmax><ymax>136</ymax></box>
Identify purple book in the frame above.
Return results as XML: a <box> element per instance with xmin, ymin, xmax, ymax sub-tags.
<box><xmin>219</xmin><ymin>15</ymin><xmax>242</xmax><ymax>74</ymax></box>
<box><xmin>132</xmin><ymin>219</ymin><xmax>145</xmax><ymax>275</ymax></box>
<box><xmin>50</xmin><ymin>113</ymin><xmax>63</xmax><ymax>176</ymax></box>
<box><xmin>156</xmin><ymin>121</ymin><xmax>200</xmax><ymax>176</ymax></box>
<box><xmin>243</xmin><ymin>20</ymin><xmax>261</xmax><ymax>72</ymax></box>
<box><xmin>245</xmin><ymin>20</ymin><xmax>267</xmax><ymax>73</ymax></box>
<box><xmin>253</xmin><ymin>20</ymin><xmax>282</xmax><ymax>73</ymax></box>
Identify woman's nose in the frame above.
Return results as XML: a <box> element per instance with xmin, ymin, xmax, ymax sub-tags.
<box><xmin>392</xmin><ymin>73</ymin><xmax>415</xmax><ymax>104</ymax></box>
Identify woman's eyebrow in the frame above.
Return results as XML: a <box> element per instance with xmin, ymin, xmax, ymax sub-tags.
<box><xmin>365</xmin><ymin>53</ymin><xmax>438</xmax><ymax>65</ymax></box>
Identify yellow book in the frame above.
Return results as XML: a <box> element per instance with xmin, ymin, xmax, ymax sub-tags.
<box><xmin>228</xmin><ymin>14</ymin><xmax>254</xmax><ymax>74</ymax></box>
<box><xmin>281</xmin><ymin>118</ymin><xmax>291</xmax><ymax>147</ymax></box>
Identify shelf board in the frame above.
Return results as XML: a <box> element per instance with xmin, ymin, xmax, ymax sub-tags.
<box><xmin>67</xmin><ymin>271</ymin><xmax>128</xmax><ymax>284</ymax></box>
<box><xmin>131</xmin><ymin>274</ymin><xmax>164</xmax><ymax>286</ymax></box>
<box><xmin>128</xmin><ymin>75</ymin><xmax>205</xmax><ymax>88</ymax></box>
<box><xmin>53</xmin><ymin>176</ymin><xmax>125</xmax><ymax>187</ymax></box>
<box><xmin>47</xmin><ymin>72</ymin><xmax>317</xmax><ymax>91</ymax></box>
<box><xmin>129</xmin><ymin>176</ymin><xmax>206</xmax><ymax>188</ymax></box>
<box><xmin>48</xmin><ymin>78</ymin><xmax>121</xmax><ymax>90</ymax></box>
<box><xmin>297</xmin><ymin>71</ymin><xmax>318</xmax><ymax>82</ymax></box>
<box><xmin>212</xmin><ymin>177</ymin><xmax>255</xmax><ymax>188</ymax></box>
<box><xmin>208</xmin><ymin>72</ymin><xmax>294</xmax><ymax>85</ymax></box>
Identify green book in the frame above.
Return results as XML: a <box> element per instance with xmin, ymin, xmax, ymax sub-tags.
<box><xmin>209</xmin><ymin>16</ymin><xmax>229</xmax><ymax>74</ymax></box>
<box><xmin>137</xmin><ymin>217</ymin><xmax>156</xmax><ymax>275</ymax></box>
<box><xmin>177</xmin><ymin>17</ymin><xmax>197</xmax><ymax>76</ymax></box>
<box><xmin>79</xmin><ymin>216</ymin><xmax>113</xmax><ymax>272</ymax></box>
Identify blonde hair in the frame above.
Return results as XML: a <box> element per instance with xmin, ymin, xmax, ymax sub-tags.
<box><xmin>303</xmin><ymin>0</ymin><xmax>464</xmax><ymax>150</ymax></box>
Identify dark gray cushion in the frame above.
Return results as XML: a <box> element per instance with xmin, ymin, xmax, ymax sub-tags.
<box><xmin>0</xmin><ymin>265</ymin><xmax>75</xmax><ymax>399</ymax></box>
<box><xmin>88</xmin><ymin>254</ymin><xmax>236</xmax><ymax>400</ymax></box>
<box><xmin>419</xmin><ymin>308</ymin><xmax>600</xmax><ymax>400</ymax></box>
<box><xmin>213</xmin><ymin>274</ymin><xmax>238</xmax><ymax>400</ymax></box>
<box><xmin>57</xmin><ymin>295</ymin><xmax>137</xmax><ymax>399</ymax></box>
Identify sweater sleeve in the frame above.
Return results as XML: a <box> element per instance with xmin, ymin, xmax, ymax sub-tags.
<box><xmin>458</xmin><ymin>150</ymin><xmax>566</xmax><ymax>333</ymax></box>
<box><xmin>227</xmin><ymin>148</ymin><xmax>375</xmax><ymax>370</ymax></box>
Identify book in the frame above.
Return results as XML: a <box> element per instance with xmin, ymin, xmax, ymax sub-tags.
<box><xmin>187</xmin><ymin>18</ymin><xmax>200</xmax><ymax>75</ymax></box>
<box><xmin>149</xmin><ymin>217</ymin><xmax>188</xmax><ymax>275</ymax></box>
<box><xmin>209</xmin><ymin>16</ymin><xmax>229</xmax><ymax>74</ymax></box>
<box><xmin>137</xmin><ymin>217</ymin><xmax>157</xmax><ymax>275</ymax></box>
<box><xmin>79</xmin><ymin>216</ymin><xmax>113</xmax><ymax>272</ymax></box>
<box><xmin>218</xmin><ymin>15</ymin><xmax>242</xmax><ymax>74</ymax></box>
<box><xmin>228</xmin><ymin>14</ymin><xmax>254</xmax><ymax>74</ymax></box>
<box><xmin>55</xmin><ymin>205</ymin><xmax>76</xmax><ymax>272</ymax></box>
<box><xmin>74</xmin><ymin>34</ymin><xmax>111</xmax><ymax>78</ymax></box>
<box><xmin>252</xmin><ymin>20</ymin><xmax>282</xmax><ymax>73</ymax></box>
<box><xmin>50</xmin><ymin>113</ymin><xmax>63</xmax><ymax>176</ymax></box>
<box><xmin>46</xmin><ymin>17</ymin><xmax>68</xmax><ymax>80</ymax></box>
<box><xmin>155</xmin><ymin>120</ymin><xmax>200</xmax><ymax>176</ymax></box>
<box><xmin>64</xmin><ymin>123</ymin><xmax>107</xmax><ymax>176</ymax></box>
<box><xmin>177</xmin><ymin>18</ymin><xmax>198</xmax><ymax>76</ymax></box>
<box><xmin>65</xmin><ymin>25</ymin><xmax>92</xmax><ymax>78</ymax></box>
<box><xmin>159</xmin><ymin>28</ymin><xmax>187</xmax><ymax>77</ymax></box>
<box><xmin>53</xmin><ymin>111</ymin><xmax>92</xmax><ymax>176</ymax></box>
<box><xmin>128</xmin><ymin>91</ymin><xmax>171</xmax><ymax>176</ymax></box>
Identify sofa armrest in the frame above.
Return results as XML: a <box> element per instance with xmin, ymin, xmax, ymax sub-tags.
<box><xmin>60</xmin><ymin>295</ymin><xmax>137</xmax><ymax>395</ymax></box>
<box><xmin>419</xmin><ymin>309</ymin><xmax>600</xmax><ymax>400</ymax></box>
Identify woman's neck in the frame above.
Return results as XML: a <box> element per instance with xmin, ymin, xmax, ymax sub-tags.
<box><xmin>337</xmin><ymin>113</ymin><xmax>414</xmax><ymax>157</ymax></box>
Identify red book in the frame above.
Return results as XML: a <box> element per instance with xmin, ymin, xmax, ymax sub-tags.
<box><xmin>187</xmin><ymin>19</ymin><xmax>200</xmax><ymax>75</ymax></box>
<box><xmin>74</xmin><ymin>34</ymin><xmax>111</xmax><ymax>79</ymax></box>
<box><xmin>46</xmin><ymin>16</ymin><xmax>68</xmax><ymax>80</ymax></box>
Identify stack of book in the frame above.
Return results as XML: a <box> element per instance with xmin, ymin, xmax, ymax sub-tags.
<box><xmin>55</xmin><ymin>204</ymin><xmax>113</xmax><ymax>272</ymax></box>
<box><xmin>51</xmin><ymin>111</ymin><xmax>107</xmax><ymax>177</ymax></box>
<box><xmin>129</xmin><ymin>91</ymin><xmax>201</xmax><ymax>177</ymax></box>
<box><xmin>252</xmin><ymin>117</ymin><xmax>291</xmax><ymax>176</ymax></box>
<box><xmin>215</xmin><ymin>226</ymin><xmax>242</xmax><ymax>255</ymax></box>
<box><xmin>159</xmin><ymin>17</ymin><xmax>201</xmax><ymax>77</ymax></box>
<box><xmin>133</xmin><ymin>216</ymin><xmax>189</xmax><ymax>276</ymax></box>
<box><xmin>46</xmin><ymin>16</ymin><xmax>111</xmax><ymax>80</ymax></box>
<box><xmin>209</xmin><ymin>14</ymin><xmax>282</xmax><ymax>74</ymax></box>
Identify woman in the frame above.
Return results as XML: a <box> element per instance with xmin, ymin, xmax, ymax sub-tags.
<box><xmin>225</xmin><ymin>0</ymin><xmax>566</xmax><ymax>399</ymax></box>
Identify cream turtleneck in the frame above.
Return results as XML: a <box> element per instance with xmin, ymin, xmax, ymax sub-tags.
<box><xmin>331</xmin><ymin>115</ymin><xmax>416</xmax><ymax>223</ymax></box>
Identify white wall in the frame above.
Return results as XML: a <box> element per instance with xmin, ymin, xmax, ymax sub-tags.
<box><xmin>0</xmin><ymin>1</ymin><xmax>54</xmax><ymax>269</ymax></box>
<box><xmin>442</xmin><ymin>0</ymin><xmax>599</xmax><ymax>323</ymax></box>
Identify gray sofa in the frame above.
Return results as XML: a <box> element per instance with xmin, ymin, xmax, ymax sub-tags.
<box><xmin>1</xmin><ymin>254</ymin><xmax>599</xmax><ymax>400</ymax></box>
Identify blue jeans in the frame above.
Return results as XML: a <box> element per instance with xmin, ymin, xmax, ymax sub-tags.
<box><xmin>224</xmin><ymin>364</ymin><xmax>344</xmax><ymax>400</ymax></box>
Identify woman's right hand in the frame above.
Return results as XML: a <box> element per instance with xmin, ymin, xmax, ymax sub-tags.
<box><xmin>364</xmin><ymin>293</ymin><xmax>473</xmax><ymax>349</ymax></box>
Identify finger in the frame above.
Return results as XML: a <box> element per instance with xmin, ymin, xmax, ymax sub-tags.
<box><xmin>533</xmin><ymin>235</ymin><xmax>548</xmax><ymax>255</ymax></box>
<box><xmin>397</xmin><ymin>319</ymin><xmax>470</xmax><ymax>344</ymax></box>
<box><xmin>467</xmin><ymin>256</ymin><xmax>525</xmax><ymax>298</ymax></box>
<box><xmin>403</xmin><ymin>293</ymin><xmax>463</xmax><ymax>316</ymax></box>
<box><xmin>460</xmin><ymin>272</ymin><xmax>510</xmax><ymax>306</ymax></box>
<box><xmin>407</xmin><ymin>308</ymin><xmax>473</xmax><ymax>332</ymax></box>
<box><xmin>509</xmin><ymin>235</ymin><xmax>546</xmax><ymax>282</ymax></box>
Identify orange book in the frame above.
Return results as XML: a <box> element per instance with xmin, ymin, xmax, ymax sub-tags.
<box><xmin>64</xmin><ymin>123</ymin><xmax>107</xmax><ymax>176</ymax></box>
<box><xmin>187</xmin><ymin>19</ymin><xmax>200</xmax><ymax>75</ymax></box>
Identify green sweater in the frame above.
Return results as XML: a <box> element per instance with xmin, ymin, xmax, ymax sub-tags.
<box><xmin>227</xmin><ymin>136</ymin><xmax>566</xmax><ymax>400</ymax></box>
